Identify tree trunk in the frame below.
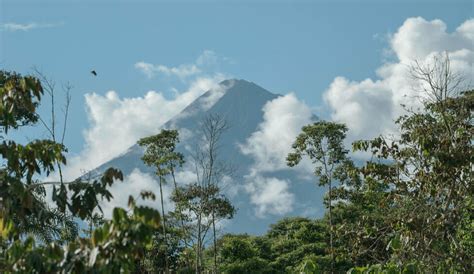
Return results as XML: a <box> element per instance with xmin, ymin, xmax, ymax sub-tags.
<box><xmin>196</xmin><ymin>213</ymin><xmax>202</xmax><ymax>274</ymax></box>
<box><xmin>212</xmin><ymin>212</ymin><xmax>218</xmax><ymax>274</ymax></box>
<box><xmin>159</xmin><ymin>177</ymin><xmax>169</xmax><ymax>274</ymax></box>
<box><xmin>171</xmin><ymin>170</ymin><xmax>191</xmax><ymax>270</ymax></box>
<box><xmin>329</xmin><ymin>181</ymin><xmax>334</xmax><ymax>274</ymax></box>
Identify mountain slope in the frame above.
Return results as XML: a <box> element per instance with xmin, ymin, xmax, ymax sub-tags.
<box><xmin>91</xmin><ymin>79</ymin><xmax>326</xmax><ymax>234</ymax></box>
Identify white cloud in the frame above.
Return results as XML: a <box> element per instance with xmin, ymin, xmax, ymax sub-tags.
<box><xmin>324</xmin><ymin>17</ymin><xmax>474</xmax><ymax>142</ymax></box>
<box><xmin>0</xmin><ymin>22</ymin><xmax>63</xmax><ymax>32</ymax></box>
<box><xmin>196</xmin><ymin>50</ymin><xmax>219</xmax><ymax>66</ymax></box>
<box><xmin>135</xmin><ymin>50</ymin><xmax>222</xmax><ymax>79</ymax></box>
<box><xmin>240</xmin><ymin>93</ymin><xmax>314</xmax><ymax>174</ymax></box>
<box><xmin>174</xmin><ymin>169</ymin><xmax>197</xmax><ymax>186</ymax></box>
<box><xmin>134</xmin><ymin>62</ymin><xmax>200</xmax><ymax>79</ymax></box>
<box><xmin>239</xmin><ymin>93</ymin><xmax>314</xmax><ymax>217</ymax></box>
<box><xmin>244</xmin><ymin>176</ymin><xmax>295</xmax><ymax>218</ymax></box>
<box><xmin>324</xmin><ymin>77</ymin><xmax>394</xmax><ymax>139</ymax></box>
<box><xmin>100</xmin><ymin>168</ymin><xmax>173</xmax><ymax>219</ymax></box>
<box><xmin>62</xmin><ymin>75</ymin><xmax>226</xmax><ymax>180</ymax></box>
<box><xmin>199</xmin><ymin>79</ymin><xmax>235</xmax><ymax>111</ymax></box>
<box><xmin>390</xmin><ymin>17</ymin><xmax>472</xmax><ymax>62</ymax></box>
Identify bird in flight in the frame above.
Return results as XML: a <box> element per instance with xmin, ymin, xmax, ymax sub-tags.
<box><xmin>91</xmin><ymin>70</ymin><xmax>97</xmax><ymax>76</ymax></box>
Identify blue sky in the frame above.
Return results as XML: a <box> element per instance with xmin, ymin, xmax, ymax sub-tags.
<box><xmin>1</xmin><ymin>0</ymin><xmax>472</xmax><ymax>156</ymax></box>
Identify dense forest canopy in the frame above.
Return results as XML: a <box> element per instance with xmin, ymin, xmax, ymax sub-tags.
<box><xmin>0</xmin><ymin>53</ymin><xmax>472</xmax><ymax>273</ymax></box>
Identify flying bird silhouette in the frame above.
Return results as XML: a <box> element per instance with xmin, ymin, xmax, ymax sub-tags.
<box><xmin>91</xmin><ymin>70</ymin><xmax>97</xmax><ymax>76</ymax></box>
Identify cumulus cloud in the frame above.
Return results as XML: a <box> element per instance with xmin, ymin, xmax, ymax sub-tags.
<box><xmin>390</xmin><ymin>18</ymin><xmax>472</xmax><ymax>62</ymax></box>
<box><xmin>240</xmin><ymin>93</ymin><xmax>314</xmax><ymax>217</ymax></box>
<box><xmin>324</xmin><ymin>77</ymin><xmax>395</xmax><ymax>139</ymax></box>
<box><xmin>135</xmin><ymin>50</ymin><xmax>222</xmax><ymax>79</ymax></box>
<box><xmin>100</xmin><ymin>169</ymin><xmax>173</xmax><ymax>218</ymax></box>
<box><xmin>0</xmin><ymin>22</ymin><xmax>63</xmax><ymax>32</ymax></box>
<box><xmin>244</xmin><ymin>176</ymin><xmax>295</xmax><ymax>218</ymax></box>
<box><xmin>324</xmin><ymin>17</ymin><xmax>474</xmax><ymax>142</ymax></box>
<box><xmin>240</xmin><ymin>93</ymin><xmax>314</xmax><ymax>174</ymax></box>
<box><xmin>62</xmin><ymin>75</ymin><xmax>226</xmax><ymax>180</ymax></box>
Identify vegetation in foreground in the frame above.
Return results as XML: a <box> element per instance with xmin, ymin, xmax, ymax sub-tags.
<box><xmin>0</xmin><ymin>54</ymin><xmax>472</xmax><ymax>273</ymax></box>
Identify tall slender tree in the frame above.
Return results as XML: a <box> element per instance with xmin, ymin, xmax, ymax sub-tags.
<box><xmin>199</xmin><ymin>114</ymin><xmax>230</xmax><ymax>274</ymax></box>
<box><xmin>287</xmin><ymin>121</ymin><xmax>349</xmax><ymax>273</ymax></box>
<box><xmin>171</xmin><ymin>183</ymin><xmax>234</xmax><ymax>273</ymax></box>
<box><xmin>169</xmin><ymin>114</ymin><xmax>235</xmax><ymax>273</ymax></box>
<box><xmin>138</xmin><ymin>129</ymin><xmax>184</xmax><ymax>273</ymax></box>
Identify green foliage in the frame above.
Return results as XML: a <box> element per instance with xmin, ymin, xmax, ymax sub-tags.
<box><xmin>138</xmin><ymin>129</ymin><xmax>186</xmax><ymax>272</ymax></box>
<box><xmin>217</xmin><ymin>234</ymin><xmax>272</xmax><ymax>273</ymax></box>
<box><xmin>173</xmin><ymin>184</ymin><xmax>235</xmax><ymax>222</ymax></box>
<box><xmin>55</xmin><ymin>167</ymin><xmax>123</xmax><ymax>220</ymax></box>
<box><xmin>216</xmin><ymin>218</ymin><xmax>342</xmax><ymax>273</ymax></box>
<box><xmin>170</xmin><ymin>183</ymin><xmax>234</xmax><ymax>273</ymax></box>
<box><xmin>138</xmin><ymin>129</ymin><xmax>184</xmax><ymax>177</ymax></box>
<box><xmin>0</xmin><ymin>70</ymin><xmax>43</xmax><ymax>132</ymax></box>
<box><xmin>347</xmin><ymin>262</ymin><xmax>420</xmax><ymax>274</ymax></box>
<box><xmin>267</xmin><ymin>218</ymin><xmax>340</xmax><ymax>273</ymax></box>
<box><xmin>1</xmin><ymin>67</ymin><xmax>472</xmax><ymax>273</ymax></box>
<box><xmin>218</xmin><ymin>234</ymin><xmax>261</xmax><ymax>262</ymax></box>
<box><xmin>348</xmin><ymin>91</ymin><xmax>473</xmax><ymax>271</ymax></box>
<box><xmin>0</xmin><ymin>70</ymin><xmax>163</xmax><ymax>273</ymax></box>
<box><xmin>287</xmin><ymin>121</ymin><xmax>349</xmax><ymax>187</ymax></box>
<box><xmin>221</xmin><ymin>257</ymin><xmax>272</xmax><ymax>274</ymax></box>
<box><xmin>331</xmin><ymin>165</ymin><xmax>394</xmax><ymax>265</ymax></box>
<box><xmin>141</xmin><ymin>214</ymin><xmax>188</xmax><ymax>273</ymax></box>
<box><xmin>0</xmin><ymin>71</ymin><xmax>71</xmax><ymax>242</ymax></box>
<box><xmin>287</xmin><ymin>121</ymin><xmax>350</xmax><ymax>273</ymax></box>
<box><xmin>4</xmin><ymin>200</ymin><xmax>160</xmax><ymax>273</ymax></box>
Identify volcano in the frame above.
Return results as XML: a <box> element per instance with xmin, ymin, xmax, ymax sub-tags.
<box><xmin>91</xmin><ymin>79</ymin><xmax>326</xmax><ymax>234</ymax></box>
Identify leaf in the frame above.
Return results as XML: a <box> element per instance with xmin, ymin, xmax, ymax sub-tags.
<box><xmin>112</xmin><ymin>207</ymin><xmax>127</xmax><ymax>223</ymax></box>
<box><xmin>387</xmin><ymin>234</ymin><xmax>401</xmax><ymax>251</ymax></box>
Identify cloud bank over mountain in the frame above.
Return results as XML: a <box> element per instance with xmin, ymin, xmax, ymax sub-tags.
<box><xmin>62</xmin><ymin>75</ymin><xmax>225</xmax><ymax>180</ymax></box>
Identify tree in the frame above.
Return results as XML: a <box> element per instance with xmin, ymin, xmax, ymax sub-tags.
<box><xmin>215</xmin><ymin>217</ymin><xmax>338</xmax><ymax>273</ymax></box>
<box><xmin>171</xmin><ymin>183</ymin><xmax>234</xmax><ymax>273</ymax></box>
<box><xmin>287</xmin><ymin>121</ymin><xmax>350</xmax><ymax>273</ymax></box>
<box><xmin>3</xmin><ymin>194</ymin><xmax>161</xmax><ymax>273</ymax></box>
<box><xmin>0</xmin><ymin>70</ymin><xmax>162</xmax><ymax>272</ymax></box>
<box><xmin>409</xmin><ymin>51</ymin><xmax>466</xmax><ymax>105</ymax></box>
<box><xmin>351</xmin><ymin>89</ymin><xmax>473</xmax><ymax>271</ymax></box>
<box><xmin>141</xmin><ymin>214</ymin><xmax>188</xmax><ymax>273</ymax></box>
<box><xmin>347</xmin><ymin>54</ymin><xmax>473</xmax><ymax>271</ymax></box>
<box><xmin>217</xmin><ymin>234</ymin><xmax>272</xmax><ymax>274</ymax></box>
<box><xmin>0</xmin><ymin>70</ymin><xmax>72</xmax><ymax>242</ymax></box>
<box><xmin>331</xmin><ymin>164</ymin><xmax>395</xmax><ymax>266</ymax></box>
<box><xmin>32</xmin><ymin>68</ymin><xmax>72</xmax><ymax>185</ymax></box>
<box><xmin>181</xmin><ymin>113</ymin><xmax>234</xmax><ymax>273</ymax></box>
<box><xmin>197</xmin><ymin>114</ymin><xmax>232</xmax><ymax>274</ymax></box>
<box><xmin>266</xmin><ymin>217</ymin><xmax>332</xmax><ymax>273</ymax></box>
<box><xmin>138</xmin><ymin>129</ymin><xmax>184</xmax><ymax>273</ymax></box>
